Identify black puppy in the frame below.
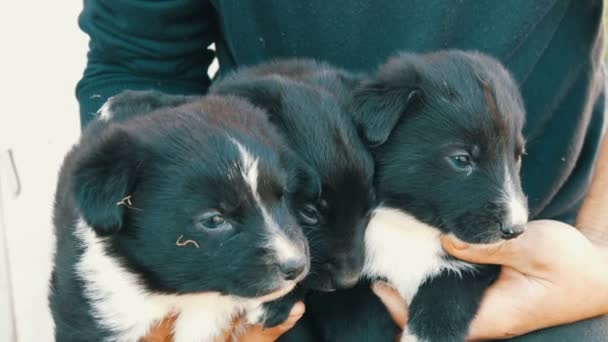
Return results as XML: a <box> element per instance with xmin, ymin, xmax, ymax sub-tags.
<box><xmin>309</xmin><ymin>51</ymin><xmax>528</xmax><ymax>342</ymax></box>
<box><xmin>210</xmin><ymin>59</ymin><xmax>376</xmax><ymax>327</ymax></box>
<box><xmin>49</xmin><ymin>91</ymin><xmax>310</xmax><ymax>342</ymax></box>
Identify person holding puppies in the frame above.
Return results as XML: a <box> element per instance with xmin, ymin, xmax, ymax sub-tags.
<box><xmin>77</xmin><ymin>1</ymin><xmax>608</xmax><ymax>340</ymax></box>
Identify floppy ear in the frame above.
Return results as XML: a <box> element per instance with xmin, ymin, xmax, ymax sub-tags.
<box><xmin>285</xmin><ymin>154</ymin><xmax>321</xmax><ymax>201</ymax></box>
<box><xmin>350</xmin><ymin>65</ymin><xmax>423</xmax><ymax>147</ymax></box>
<box><xmin>71</xmin><ymin>128</ymin><xmax>142</xmax><ymax>236</ymax></box>
<box><xmin>99</xmin><ymin>90</ymin><xmax>196</xmax><ymax>123</ymax></box>
<box><xmin>211</xmin><ymin>77</ymin><xmax>286</xmax><ymax>121</ymax></box>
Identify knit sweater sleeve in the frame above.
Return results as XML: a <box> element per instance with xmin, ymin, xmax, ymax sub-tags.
<box><xmin>76</xmin><ymin>0</ymin><xmax>217</xmax><ymax>128</ymax></box>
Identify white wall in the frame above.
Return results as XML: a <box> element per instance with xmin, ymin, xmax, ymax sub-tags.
<box><xmin>0</xmin><ymin>1</ymin><xmax>86</xmax><ymax>341</ymax></box>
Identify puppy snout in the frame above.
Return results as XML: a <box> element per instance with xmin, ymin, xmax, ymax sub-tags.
<box><xmin>332</xmin><ymin>255</ymin><xmax>364</xmax><ymax>288</ymax></box>
<box><xmin>279</xmin><ymin>256</ymin><xmax>308</xmax><ymax>281</ymax></box>
<box><xmin>500</xmin><ymin>223</ymin><xmax>525</xmax><ymax>239</ymax></box>
<box><xmin>270</xmin><ymin>233</ymin><xmax>309</xmax><ymax>280</ymax></box>
<box><xmin>334</xmin><ymin>271</ymin><xmax>360</xmax><ymax>288</ymax></box>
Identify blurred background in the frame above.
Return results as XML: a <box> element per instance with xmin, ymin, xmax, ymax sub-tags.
<box><xmin>0</xmin><ymin>2</ymin><xmax>85</xmax><ymax>341</ymax></box>
<box><xmin>0</xmin><ymin>2</ymin><xmax>220</xmax><ymax>341</ymax></box>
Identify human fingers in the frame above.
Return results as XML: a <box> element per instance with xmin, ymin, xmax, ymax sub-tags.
<box><xmin>238</xmin><ymin>302</ymin><xmax>305</xmax><ymax>342</ymax></box>
<box><xmin>372</xmin><ymin>281</ymin><xmax>408</xmax><ymax>327</ymax></box>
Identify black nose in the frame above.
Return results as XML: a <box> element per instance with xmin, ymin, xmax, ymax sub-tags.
<box><xmin>331</xmin><ymin>252</ymin><xmax>364</xmax><ymax>289</ymax></box>
<box><xmin>334</xmin><ymin>272</ymin><xmax>360</xmax><ymax>289</ymax></box>
<box><xmin>279</xmin><ymin>257</ymin><xmax>307</xmax><ymax>281</ymax></box>
<box><xmin>500</xmin><ymin>224</ymin><xmax>525</xmax><ymax>239</ymax></box>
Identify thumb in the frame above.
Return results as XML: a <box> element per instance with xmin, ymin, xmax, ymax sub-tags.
<box><xmin>238</xmin><ymin>302</ymin><xmax>305</xmax><ymax>342</ymax></box>
<box><xmin>372</xmin><ymin>281</ymin><xmax>408</xmax><ymax>327</ymax></box>
<box><xmin>440</xmin><ymin>235</ymin><xmax>520</xmax><ymax>267</ymax></box>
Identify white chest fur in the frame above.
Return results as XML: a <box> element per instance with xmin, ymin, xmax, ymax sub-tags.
<box><xmin>75</xmin><ymin>219</ymin><xmax>261</xmax><ymax>342</ymax></box>
<box><xmin>363</xmin><ymin>208</ymin><xmax>474</xmax><ymax>304</ymax></box>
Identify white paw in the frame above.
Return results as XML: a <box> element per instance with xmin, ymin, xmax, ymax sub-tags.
<box><xmin>244</xmin><ymin>304</ymin><xmax>265</xmax><ymax>324</ymax></box>
<box><xmin>400</xmin><ymin>333</ymin><xmax>420</xmax><ymax>342</ymax></box>
<box><xmin>400</xmin><ymin>327</ymin><xmax>426</xmax><ymax>342</ymax></box>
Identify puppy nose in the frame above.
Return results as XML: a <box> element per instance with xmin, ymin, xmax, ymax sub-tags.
<box><xmin>500</xmin><ymin>224</ymin><xmax>525</xmax><ymax>239</ymax></box>
<box><xmin>331</xmin><ymin>253</ymin><xmax>364</xmax><ymax>289</ymax></box>
<box><xmin>279</xmin><ymin>257</ymin><xmax>307</xmax><ymax>281</ymax></box>
<box><xmin>334</xmin><ymin>272</ymin><xmax>360</xmax><ymax>289</ymax></box>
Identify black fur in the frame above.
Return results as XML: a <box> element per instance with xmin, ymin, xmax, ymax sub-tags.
<box><xmin>359</xmin><ymin>52</ymin><xmax>527</xmax><ymax>243</ymax></box>
<box><xmin>407</xmin><ymin>265</ymin><xmax>500</xmax><ymax>341</ymax></box>
<box><xmin>49</xmin><ymin>92</ymin><xmax>310</xmax><ymax>341</ymax></box>
<box><xmin>308</xmin><ymin>51</ymin><xmax>528</xmax><ymax>341</ymax></box>
<box><xmin>306</xmin><ymin>280</ymin><xmax>400</xmax><ymax>342</ymax></box>
<box><xmin>210</xmin><ymin>59</ymin><xmax>375</xmax><ymax>327</ymax></box>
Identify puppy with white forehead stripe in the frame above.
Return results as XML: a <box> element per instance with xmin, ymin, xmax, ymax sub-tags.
<box><xmin>308</xmin><ymin>51</ymin><xmax>529</xmax><ymax>342</ymax></box>
<box><xmin>210</xmin><ymin>59</ymin><xmax>375</xmax><ymax>328</ymax></box>
<box><xmin>49</xmin><ymin>91</ymin><xmax>310</xmax><ymax>342</ymax></box>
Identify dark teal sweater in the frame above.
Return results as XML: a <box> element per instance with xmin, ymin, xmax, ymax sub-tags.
<box><xmin>77</xmin><ymin>0</ymin><xmax>605</xmax><ymax>223</ymax></box>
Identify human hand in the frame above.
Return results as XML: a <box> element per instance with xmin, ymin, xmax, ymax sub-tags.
<box><xmin>371</xmin><ymin>281</ymin><xmax>407</xmax><ymax>329</ymax></box>
<box><xmin>234</xmin><ymin>302</ymin><xmax>305</xmax><ymax>342</ymax></box>
<box><xmin>373</xmin><ymin>220</ymin><xmax>608</xmax><ymax>340</ymax></box>
<box><xmin>444</xmin><ymin>220</ymin><xmax>608</xmax><ymax>340</ymax></box>
<box><xmin>142</xmin><ymin>302</ymin><xmax>305</xmax><ymax>342</ymax></box>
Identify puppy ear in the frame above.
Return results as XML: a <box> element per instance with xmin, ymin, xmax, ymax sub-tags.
<box><xmin>99</xmin><ymin>90</ymin><xmax>196</xmax><ymax>123</ymax></box>
<box><xmin>351</xmin><ymin>65</ymin><xmax>423</xmax><ymax>147</ymax></box>
<box><xmin>211</xmin><ymin>78</ymin><xmax>285</xmax><ymax>120</ymax></box>
<box><xmin>287</xmin><ymin>156</ymin><xmax>321</xmax><ymax>200</ymax></box>
<box><xmin>71</xmin><ymin>128</ymin><xmax>142</xmax><ymax>236</ymax></box>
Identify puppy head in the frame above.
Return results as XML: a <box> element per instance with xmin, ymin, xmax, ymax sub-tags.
<box><xmin>212</xmin><ymin>76</ymin><xmax>375</xmax><ymax>290</ymax></box>
<box><xmin>354</xmin><ymin>51</ymin><xmax>528</xmax><ymax>243</ymax></box>
<box><xmin>72</xmin><ymin>96</ymin><xmax>309</xmax><ymax>300</ymax></box>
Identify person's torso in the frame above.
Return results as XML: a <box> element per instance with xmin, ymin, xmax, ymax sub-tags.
<box><xmin>210</xmin><ymin>0</ymin><xmax>605</xmax><ymax>222</ymax></box>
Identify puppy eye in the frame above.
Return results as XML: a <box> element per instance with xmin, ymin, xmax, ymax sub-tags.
<box><xmin>446</xmin><ymin>153</ymin><xmax>473</xmax><ymax>173</ymax></box>
<box><xmin>299</xmin><ymin>204</ymin><xmax>320</xmax><ymax>226</ymax></box>
<box><xmin>196</xmin><ymin>212</ymin><xmax>229</xmax><ymax>230</ymax></box>
<box><xmin>318</xmin><ymin>199</ymin><xmax>329</xmax><ymax>210</ymax></box>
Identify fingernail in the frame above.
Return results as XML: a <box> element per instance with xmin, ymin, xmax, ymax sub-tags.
<box><xmin>372</xmin><ymin>281</ymin><xmax>392</xmax><ymax>294</ymax></box>
<box><xmin>290</xmin><ymin>302</ymin><xmax>305</xmax><ymax>316</ymax></box>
